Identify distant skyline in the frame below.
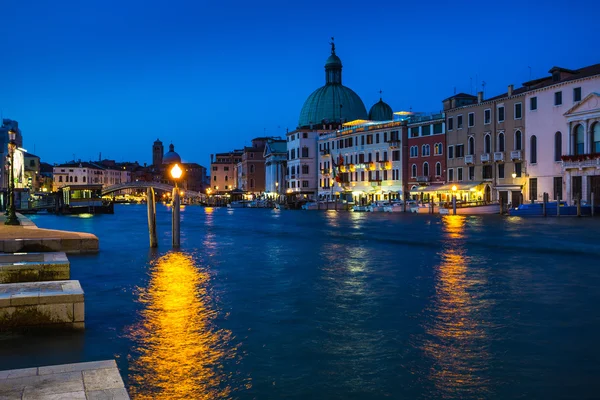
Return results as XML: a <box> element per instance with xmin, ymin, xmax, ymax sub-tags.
<box><xmin>2</xmin><ymin>0</ymin><xmax>599</xmax><ymax>166</ymax></box>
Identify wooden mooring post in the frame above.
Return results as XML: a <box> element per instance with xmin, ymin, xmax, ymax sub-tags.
<box><xmin>592</xmin><ymin>192</ymin><xmax>595</xmax><ymax>217</ymax></box>
<box><xmin>542</xmin><ymin>192</ymin><xmax>548</xmax><ymax>217</ymax></box>
<box><xmin>577</xmin><ymin>194</ymin><xmax>582</xmax><ymax>217</ymax></box>
<box><xmin>146</xmin><ymin>188</ymin><xmax>157</xmax><ymax>248</ymax></box>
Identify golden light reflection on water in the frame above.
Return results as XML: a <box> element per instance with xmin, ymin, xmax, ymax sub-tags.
<box><xmin>421</xmin><ymin>216</ymin><xmax>490</xmax><ymax>398</ymax></box>
<box><xmin>128</xmin><ymin>252</ymin><xmax>243</xmax><ymax>399</ymax></box>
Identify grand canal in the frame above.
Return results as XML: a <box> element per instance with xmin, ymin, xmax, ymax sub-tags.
<box><xmin>1</xmin><ymin>204</ymin><xmax>600</xmax><ymax>399</ymax></box>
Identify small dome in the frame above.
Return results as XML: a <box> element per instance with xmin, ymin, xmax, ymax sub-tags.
<box><xmin>325</xmin><ymin>53</ymin><xmax>342</xmax><ymax>68</ymax></box>
<box><xmin>162</xmin><ymin>144</ymin><xmax>181</xmax><ymax>165</ymax></box>
<box><xmin>368</xmin><ymin>98</ymin><xmax>393</xmax><ymax>121</ymax></box>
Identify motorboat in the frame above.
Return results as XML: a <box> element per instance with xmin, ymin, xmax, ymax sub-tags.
<box><xmin>352</xmin><ymin>205</ymin><xmax>372</xmax><ymax>212</ymax></box>
<box><xmin>227</xmin><ymin>200</ymin><xmax>252</xmax><ymax>208</ymax></box>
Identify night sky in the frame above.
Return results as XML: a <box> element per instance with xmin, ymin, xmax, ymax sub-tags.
<box><xmin>2</xmin><ymin>0</ymin><xmax>598</xmax><ymax>167</ymax></box>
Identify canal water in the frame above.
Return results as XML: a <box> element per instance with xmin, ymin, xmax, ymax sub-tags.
<box><xmin>1</xmin><ymin>204</ymin><xmax>600</xmax><ymax>399</ymax></box>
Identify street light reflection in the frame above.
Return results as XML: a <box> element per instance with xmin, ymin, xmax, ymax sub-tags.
<box><xmin>128</xmin><ymin>252</ymin><xmax>242</xmax><ymax>399</ymax></box>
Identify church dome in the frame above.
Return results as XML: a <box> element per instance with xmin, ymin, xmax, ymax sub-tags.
<box><xmin>368</xmin><ymin>98</ymin><xmax>393</xmax><ymax>121</ymax></box>
<box><xmin>162</xmin><ymin>144</ymin><xmax>181</xmax><ymax>165</ymax></box>
<box><xmin>298</xmin><ymin>40</ymin><xmax>367</xmax><ymax>128</ymax></box>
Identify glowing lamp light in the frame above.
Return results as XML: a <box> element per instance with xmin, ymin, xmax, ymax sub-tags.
<box><xmin>452</xmin><ymin>185</ymin><xmax>457</xmax><ymax>192</ymax></box>
<box><xmin>512</xmin><ymin>172</ymin><xmax>517</xmax><ymax>179</ymax></box>
<box><xmin>170</xmin><ymin>164</ymin><xmax>183</xmax><ymax>180</ymax></box>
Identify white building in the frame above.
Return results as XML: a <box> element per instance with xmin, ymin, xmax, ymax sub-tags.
<box><xmin>286</xmin><ymin>129</ymin><xmax>320</xmax><ymax>200</ymax></box>
<box><xmin>524</xmin><ymin>64</ymin><xmax>600</xmax><ymax>203</ymax></box>
<box><xmin>317</xmin><ymin>119</ymin><xmax>406</xmax><ymax>203</ymax></box>
<box><xmin>263</xmin><ymin>139</ymin><xmax>287</xmax><ymax>197</ymax></box>
<box><xmin>52</xmin><ymin>162</ymin><xmax>131</xmax><ymax>192</ymax></box>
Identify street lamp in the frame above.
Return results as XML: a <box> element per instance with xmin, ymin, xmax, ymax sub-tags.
<box><xmin>5</xmin><ymin>129</ymin><xmax>19</xmax><ymax>225</ymax></box>
<box><xmin>512</xmin><ymin>172</ymin><xmax>517</xmax><ymax>179</ymax></box>
<box><xmin>170</xmin><ymin>163</ymin><xmax>183</xmax><ymax>248</ymax></box>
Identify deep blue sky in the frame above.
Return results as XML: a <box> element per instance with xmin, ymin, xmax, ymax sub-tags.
<box><xmin>2</xmin><ymin>0</ymin><xmax>598</xmax><ymax>167</ymax></box>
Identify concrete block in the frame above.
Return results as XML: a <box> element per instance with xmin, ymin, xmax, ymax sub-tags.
<box><xmin>0</xmin><ymin>367</ymin><xmax>38</xmax><ymax>380</ymax></box>
<box><xmin>10</xmin><ymin>292</ymin><xmax>39</xmax><ymax>306</ymax></box>
<box><xmin>2</xmin><ymin>240</ymin><xmax>22</xmax><ymax>254</ymax></box>
<box><xmin>81</xmin><ymin>238</ymin><xmax>99</xmax><ymax>251</ymax></box>
<box><xmin>36</xmin><ymin>303</ymin><xmax>72</xmax><ymax>323</ymax></box>
<box><xmin>59</xmin><ymin>239</ymin><xmax>83</xmax><ymax>253</ymax></box>
<box><xmin>23</xmin><ymin>390</ymin><xmax>87</xmax><ymax>399</ymax></box>
<box><xmin>20</xmin><ymin>371</ymin><xmax>84</xmax><ymax>398</ymax></box>
<box><xmin>86</xmin><ymin>388</ymin><xmax>130</xmax><ymax>400</ymax></box>
<box><xmin>82</xmin><ymin>368</ymin><xmax>125</xmax><ymax>391</ymax></box>
<box><xmin>38</xmin><ymin>360</ymin><xmax>116</xmax><ymax>376</ymax></box>
<box><xmin>71</xmin><ymin>322</ymin><xmax>85</xmax><ymax>330</ymax></box>
<box><xmin>74</xmin><ymin>302</ymin><xmax>84</xmax><ymax>322</ymax></box>
<box><xmin>38</xmin><ymin>292</ymin><xmax>79</xmax><ymax>305</ymax></box>
<box><xmin>39</xmin><ymin>239</ymin><xmax>62</xmax><ymax>252</ymax></box>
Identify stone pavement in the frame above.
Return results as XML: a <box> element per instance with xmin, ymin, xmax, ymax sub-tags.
<box><xmin>0</xmin><ymin>215</ymin><xmax>98</xmax><ymax>254</ymax></box>
<box><xmin>0</xmin><ymin>360</ymin><xmax>129</xmax><ymax>399</ymax></box>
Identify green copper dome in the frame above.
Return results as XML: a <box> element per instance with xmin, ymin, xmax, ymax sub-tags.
<box><xmin>368</xmin><ymin>98</ymin><xmax>393</xmax><ymax>121</ymax></box>
<box><xmin>298</xmin><ymin>40</ymin><xmax>367</xmax><ymax>128</ymax></box>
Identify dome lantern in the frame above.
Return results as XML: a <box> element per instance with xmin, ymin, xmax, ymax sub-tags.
<box><xmin>162</xmin><ymin>143</ymin><xmax>181</xmax><ymax>165</ymax></box>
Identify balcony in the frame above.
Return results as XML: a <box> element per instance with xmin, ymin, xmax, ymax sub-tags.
<box><xmin>416</xmin><ymin>176</ymin><xmax>430</xmax><ymax>183</ymax></box>
<box><xmin>320</xmin><ymin>149</ymin><xmax>331</xmax><ymax>156</ymax></box>
<box><xmin>494</xmin><ymin>152</ymin><xmax>504</xmax><ymax>162</ymax></box>
<box><xmin>387</xmin><ymin>140</ymin><xmax>401</xmax><ymax>149</ymax></box>
<box><xmin>465</xmin><ymin>155</ymin><xmax>474</xmax><ymax>165</ymax></box>
<box><xmin>510</xmin><ymin>150</ymin><xmax>522</xmax><ymax>161</ymax></box>
<box><xmin>480</xmin><ymin>153</ymin><xmax>490</xmax><ymax>163</ymax></box>
<box><xmin>561</xmin><ymin>154</ymin><xmax>600</xmax><ymax>169</ymax></box>
<box><xmin>321</xmin><ymin>169</ymin><xmax>331</xmax><ymax>175</ymax></box>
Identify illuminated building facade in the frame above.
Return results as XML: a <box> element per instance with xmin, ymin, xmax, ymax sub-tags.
<box><xmin>317</xmin><ymin>118</ymin><xmax>407</xmax><ymax>202</ymax></box>
<box><xmin>264</xmin><ymin>138</ymin><xmax>287</xmax><ymax>196</ymax></box>
<box><xmin>210</xmin><ymin>150</ymin><xmax>242</xmax><ymax>194</ymax></box>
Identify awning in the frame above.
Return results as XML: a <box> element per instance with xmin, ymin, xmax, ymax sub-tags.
<box><xmin>411</xmin><ymin>182</ymin><xmax>485</xmax><ymax>193</ymax></box>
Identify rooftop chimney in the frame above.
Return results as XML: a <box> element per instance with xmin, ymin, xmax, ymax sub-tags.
<box><xmin>477</xmin><ymin>91</ymin><xmax>483</xmax><ymax>103</ymax></box>
<box><xmin>508</xmin><ymin>84</ymin><xmax>514</xmax><ymax>97</ymax></box>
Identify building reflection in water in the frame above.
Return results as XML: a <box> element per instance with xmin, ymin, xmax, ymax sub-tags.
<box><xmin>421</xmin><ymin>215</ymin><xmax>491</xmax><ymax>398</ymax></box>
<box><xmin>128</xmin><ymin>251</ymin><xmax>242</xmax><ymax>399</ymax></box>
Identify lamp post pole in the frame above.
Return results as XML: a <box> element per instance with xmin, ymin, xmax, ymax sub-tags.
<box><xmin>170</xmin><ymin>163</ymin><xmax>182</xmax><ymax>248</ymax></box>
<box><xmin>452</xmin><ymin>185</ymin><xmax>457</xmax><ymax>216</ymax></box>
<box><xmin>5</xmin><ymin>130</ymin><xmax>19</xmax><ymax>225</ymax></box>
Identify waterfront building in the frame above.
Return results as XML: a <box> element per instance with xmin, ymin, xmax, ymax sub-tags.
<box><xmin>317</xmin><ymin>117</ymin><xmax>406</xmax><ymax>203</ymax></box>
<box><xmin>23</xmin><ymin>152</ymin><xmax>41</xmax><ymax>191</ymax></box>
<box><xmin>293</xmin><ymin>40</ymin><xmax>369</xmax><ymax>200</ymax></box>
<box><xmin>236</xmin><ymin>137</ymin><xmax>269</xmax><ymax>195</ymax></box>
<box><xmin>406</xmin><ymin>113</ymin><xmax>446</xmax><ymax>199</ymax></box>
<box><xmin>39</xmin><ymin>162</ymin><xmax>54</xmax><ymax>192</ymax></box>
<box><xmin>523</xmin><ymin>64</ymin><xmax>600</xmax><ymax>203</ymax></box>
<box><xmin>52</xmin><ymin>161</ymin><xmax>130</xmax><ymax>192</ymax></box>
<box><xmin>286</xmin><ymin>129</ymin><xmax>321</xmax><ymax>199</ymax></box>
<box><xmin>443</xmin><ymin>86</ymin><xmax>527</xmax><ymax>207</ymax></box>
<box><xmin>210</xmin><ymin>150</ymin><xmax>242</xmax><ymax>194</ymax></box>
<box><xmin>0</xmin><ymin>119</ymin><xmax>25</xmax><ymax>190</ymax></box>
<box><xmin>263</xmin><ymin>138</ymin><xmax>287</xmax><ymax>197</ymax></box>
<box><xmin>152</xmin><ymin>139</ymin><xmax>164</xmax><ymax>167</ymax></box>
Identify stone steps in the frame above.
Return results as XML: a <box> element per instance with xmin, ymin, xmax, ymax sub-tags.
<box><xmin>0</xmin><ymin>280</ymin><xmax>84</xmax><ymax>330</ymax></box>
<box><xmin>0</xmin><ymin>360</ymin><xmax>129</xmax><ymax>399</ymax></box>
<box><xmin>0</xmin><ymin>252</ymin><xmax>70</xmax><ymax>284</ymax></box>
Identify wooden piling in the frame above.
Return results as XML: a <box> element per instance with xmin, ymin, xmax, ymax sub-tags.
<box><xmin>452</xmin><ymin>195</ymin><xmax>457</xmax><ymax>215</ymax></box>
<box><xmin>577</xmin><ymin>195</ymin><xmax>582</xmax><ymax>217</ymax></box>
<box><xmin>542</xmin><ymin>193</ymin><xmax>547</xmax><ymax>217</ymax></box>
<box><xmin>592</xmin><ymin>192</ymin><xmax>595</xmax><ymax>217</ymax></box>
<box><xmin>146</xmin><ymin>188</ymin><xmax>157</xmax><ymax>248</ymax></box>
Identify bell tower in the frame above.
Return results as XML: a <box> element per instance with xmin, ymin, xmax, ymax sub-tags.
<box><xmin>153</xmin><ymin>139</ymin><xmax>163</xmax><ymax>167</ymax></box>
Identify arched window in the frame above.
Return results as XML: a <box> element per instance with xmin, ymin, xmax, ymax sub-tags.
<box><xmin>593</xmin><ymin>123</ymin><xmax>600</xmax><ymax>154</ymax></box>
<box><xmin>411</xmin><ymin>164</ymin><xmax>417</xmax><ymax>178</ymax></box>
<box><xmin>74</xmin><ymin>176</ymin><xmax>78</xmax><ymax>183</ymax></box>
<box><xmin>468</xmin><ymin>137</ymin><xmax>474</xmax><ymax>155</ymax></box>
<box><xmin>498</xmin><ymin>132</ymin><xmax>505</xmax><ymax>152</ymax></box>
<box><xmin>69</xmin><ymin>176</ymin><xmax>73</xmax><ymax>182</ymax></box>
<box><xmin>435</xmin><ymin>162</ymin><xmax>441</xmax><ymax>176</ymax></box>
<box><xmin>225</xmin><ymin>175</ymin><xmax>228</xmax><ymax>181</ymax></box>
<box><xmin>83</xmin><ymin>176</ymin><xmax>86</xmax><ymax>183</ymax></box>
<box><xmin>484</xmin><ymin>134</ymin><xmax>491</xmax><ymax>154</ymax></box>
<box><xmin>574</xmin><ymin>124</ymin><xmax>585</xmax><ymax>155</ymax></box>
<box><xmin>250</xmin><ymin>164</ymin><xmax>255</xmax><ymax>173</ymax></box>
<box><xmin>554</xmin><ymin>131</ymin><xmax>562</xmax><ymax>161</ymax></box>
<box><xmin>530</xmin><ymin>135</ymin><xmax>537</xmax><ymax>164</ymax></box>
<box><xmin>423</xmin><ymin>162</ymin><xmax>429</xmax><ymax>176</ymax></box>
<box><xmin>515</xmin><ymin>130</ymin><xmax>522</xmax><ymax>150</ymax></box>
